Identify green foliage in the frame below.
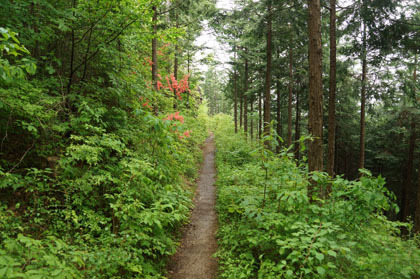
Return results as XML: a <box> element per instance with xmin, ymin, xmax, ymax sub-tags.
<box><xmin>212</xmin><ymin>114</ymin><xmax>420</xmax><ymax>279</ymax></box>
<box><xmin>0</xmin><ymin>0</ymin><xmax>213</xmax><ymax>277</ymax></box>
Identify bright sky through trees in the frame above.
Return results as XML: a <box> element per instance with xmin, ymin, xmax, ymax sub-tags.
<box><xmin>194</xmin><ymin>0</ymin><xmax>235</xmax><ymax>72</ymax></box>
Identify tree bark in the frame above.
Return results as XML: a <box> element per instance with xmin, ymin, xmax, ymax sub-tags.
<box><xmin>294</xmin><ymin>87</ymin><xmax>301</xmax><ymax>160</ymax></box>
<box><xmin>413</xmin><ymin>49</ymin><xmax>419</xmax><ymax>233</ymax></box>
<box><xmin>152</xmin><ymin>6</ymin><xmax>158</xmax><ymax>90</ymax></box>
<box><xmin>276</xmin><ymin>74</ymin><xmax>282</xmax><ymax>153</ymax></box>
<box><xmin>287</xmin><ymin>43</ymin><xmax>293</xmax><ymax>147</ymax></box>
<box><xmin>244</xmin><ymin>56</ymin><xmax>249</xmax><ymax>138</ymax></box>
<box><xmin>234</xmin><ymin>67</ymin><xmax>238</xmax><ymax>133</ymax></box>
<box><xmin>401</xmin><ymin>118</ymin><xmax>415</xmax><ymax>222</ymax></box>
<box><xmin>308</xmin><ymin>0</ymin><xmax>324</xmax><ymax>199</ymax></box>
<box><xmin>263</xmin><ymin>1</ymin><xmax>273</xmax><ymax>147</ymax></box>
<box><xmin>240</xmin><ymin>92</ymin><xmax>243</xmax><ymax>129</ymax></box>
<box><xmin>174</xmin><ymin>14</ymin><xmax>179</xmax><ymax>81</ymax></box>
<box><xmin>327</xmin><ymin>0</ymin><xmax>337</xmax><ymax>177</ymax></box>
<box><xmin>415</xmin><ymin>157</ymin><xmax>420</xmax><ymax>233</ymax></box>
<box><xmin>359</xmin><ymin>22</ymin><xmax>367</xmax><ymax>170</ymax></box>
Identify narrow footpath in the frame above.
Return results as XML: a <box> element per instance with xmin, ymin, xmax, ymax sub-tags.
<box><xmin>168</xmin><ymin>135</ymin><xmax>218</xmax><ymax>279</ymax></box>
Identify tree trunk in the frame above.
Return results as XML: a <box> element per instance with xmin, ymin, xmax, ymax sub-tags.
<box><xmin>327</xmin><ymin>0</ymin><xmax>337</xmax><ymax>177</ymax></box>
<box><xmin>276</xmin><ymin>75</ymin><xmax>282</xmax><ymax>153</ymax></box>
<box><xmin>287</xmin><ymin>43</ymin><xmax>293</xmax><ymax>147</ymax></box>
<box><xmin>240</xmin><ymin>92</ymin><xmax>243</xmax><ymax>129</ymax></box>
<box><xmin>415</xmin><ymin>158</ymin><xmax>420</xmax><ymax>233</ymax></box>
<box><xmin>359</xmin><ymin>22</ymin><xmax>367</xmax><ymax>170</ymax></box>
<box><xmin>67</xmin><ymin>0</ymin><xmax>77</xmax><ymax>96</ymax></box>
<box><xmin>294</xmin><ymin>87</ymin><xmax>301</xmax><ymax>160</ymax></box>
<box><xmin>307</xmin><ymin>0</ymin><xmax>324</xmax><ymax>199</ymax></box>
<box><xmin>152</xmin><ymin>6</ymin><xmax>158</xmax><ymax>90</ymax></box>
<box><xmin>244</xmin><ymin>56</ymin><xmax>249</xmax><ymax>138</ymax></box>
<box><xmin>174</xmin><ymin>11</ymin><xmax>179</xmax><ymax>81</ymax></box>
<box><xmin>173</xmin><ymin>11</ymin><xmax>179</xmax><ymax>108</ymax></box>
<box><xmin>413</xmin><ymin>49</ymin><xmax>419</xmax><ymax>233</ymax></box>
<box><xmin>401</xmin><ymin>118</ymin><xmax>415</xmax><ymax>222</ymax></box>
<box><xmin>234</xmin><ymin>67</ymin><xmax>238</xmax><ymax>133</ymax></box>
<box><xmin>263</xmin><ymin>1</ymin><xmax>273</xmax><ymax>147</ymax></box>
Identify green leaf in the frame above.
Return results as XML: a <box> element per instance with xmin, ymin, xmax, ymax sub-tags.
<box><xmin>316</xmin><ymin>266</ymin><xmax>325</xmax><ymax>276</ymax></box>
<box><xmin>327</xmin><ymin>250</ymin><xmax>337</xmax><ymax>257</ymax></box>
<box><xmin>315</xmin><ymin>252</ymin><xmax>324</xmax><ymax>261</ymax></box>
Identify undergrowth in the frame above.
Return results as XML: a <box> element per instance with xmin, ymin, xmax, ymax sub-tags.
<box><xmin>212</xmin><ymin>114</ymin><xmax>420</xmax><ymax>279</ymax></box>
<box><xmin>0</xmin><ymin>100</ymin><xmax>209</xmax><ymax>279</ymax></box>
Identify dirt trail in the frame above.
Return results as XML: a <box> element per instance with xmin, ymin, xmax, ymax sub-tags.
<box><xmin>168</xmin><ymin>135</ymin><xmax>218</xmax><ymax>279</ymax></box>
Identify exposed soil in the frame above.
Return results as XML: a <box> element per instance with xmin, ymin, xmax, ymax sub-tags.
<box><xmin>168</xmin><ymin>134</ymin><xmax>218</xmax><ymax>279</ymax></box>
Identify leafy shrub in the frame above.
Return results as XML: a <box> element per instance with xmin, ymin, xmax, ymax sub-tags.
<box><xmin>213</xmin><ymin>114</ymin><xmax>420</xmax><ymax>279</ymax></box>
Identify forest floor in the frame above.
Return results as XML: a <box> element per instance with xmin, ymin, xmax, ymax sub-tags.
<box><xmin>167</xmin><ymin>134</ymin><xmax>218</xmax><ymax>279</ymax></box>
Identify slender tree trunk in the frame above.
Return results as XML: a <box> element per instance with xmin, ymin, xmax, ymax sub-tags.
<box><xmin>327</xmin><ymin>0</ymin><xmax>337</xmax><ymax>177</ymax></box>
<box><xmin>359</xmin><ymin>22</ymin><xmax>367</xmax><ymax>170</ymax></box>
<box><xmin>413</xmin><ymin>49</ymin><xmax>420</xmax><ymax>233</ymax></box>
<box><xmin>276</xmin><ymin>75</ymin><xmax>282</xmax><ymax>153</ymax></box>
<box><xmin>173</xmin><ymin>41</ymin><xmax>179</xmax><ymax>108</ymax></box>
<box><xmin>308</xmin><ymin>0</ymin><xmax>324</xmax><ymax>199</ymax></box>
<box><xmin>67</xmin><ymin>0</ymin><xmax>77</xmax><ymax>96</ymax></box>
<box><xmin>240</xmin><ymin>92</ymin><xmax>243</xmax><ymax>129</ymax></box>
<box><xmin>294</xmin><ymin>88</ymin><xmax>301</xmax><ymax>160</ymax></box>
<box><xmin>415</xmin><ymin>50</ymin><xmax>417</xmax><ymax>82</ymax></box>
<box><xmin>263</xmin><ymin>1</ymin><xmax>273</xmax><ymax>147</ymax></box>
<box><xmin>401</xmin><ymin>118</ymin><xmax>415</xmax><ymax>222</ymax></box>
<box><xmin>244</xmin><ymin>56</ymin><xmax>249</xmax><ymax>138</ymax></box>
<box><xmin>259</xmin><ymin>91</ymin><xmax>262</xmax><ymax>139</ymax></box>
<box><xmin>174</xmin><ymin>16</ymin><xmax>179</xmax><ymax>81</ymax></box>
<box><xmin>234</xmin><ymin>67</ymin><xmax>238</xmax><ymax>134</ymax></box>
<box><xmin>287</xmin><ymin>43</ymin><xmax>293</xmax><ymax>147</ymax></box>
<box><xmin>415</xmin><ymin>158</ymin><xmax>420</xmax><ymax>233</ymax></box>
<box><xmin>152</xmin><ymin>6</ymin><xmax>158</xmax><ymax>90</ymax></box>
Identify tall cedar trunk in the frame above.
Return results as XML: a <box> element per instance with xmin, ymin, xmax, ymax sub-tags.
<box><xmin>152</xmin><ymin>6</ymin><xmax>158</xmax><ymax>90</ymax></box>
<box><xmin>413</xmin><ymin>50</ymin><xmax>420</xmax><ymax>233</ymax></box>
<box><xmin>294</xmin><ymin>88</ymin><xmax>301</xmax><ymax>160</ymax></box>
<box><xmin>308</xmin><ymin>0</ymin><xmax>324</xmax><ymax>199</ymax></box>
<box><xmin>259</xmin><ymin>92</ymin><xmax>262</xmax><ymax>139</ymax></box>
<box><xmin>327</xmin><ymin>0</ymin><xmax>337</xmax><ymax>177</ymax></box>
<box><xmin>276</xmin><ymin>75</ymin><xmax>282</xmax><ymax>153</ymax></box>
<box><xmin>244</xmin><ymin>56</ymin><xmax>249</xmax><ymax>138</ymax></box>
<box><xmin>401</xmin><ymin>118</ymin><xmax>415</xmax><ymax>222</ymax></box>
<box><xmin>263</xmin><ymin>1</ymin><xmax>273</xmax><ymax>147</ymax></box>
<box><xmin>234</xmin><ymin>68</ymin><xmax>238</xmax><ymax>133</ymax></box>
<box><xmin>287</xmin><ymin>44</ymin><xmax>293</xmax><ymax>147</ymax></box>
<box><xmin>359</xmin><ymin>22</ymin><xmax>367</xmax><ymax>170</ymax></box>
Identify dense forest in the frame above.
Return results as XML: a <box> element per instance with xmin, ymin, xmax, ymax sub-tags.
<box><xmin>1</xmin><ymin>0</ymin><xmax>420</xmax><ymax>278</ymax></box>
<box><xmin>210</xmin><ymin>0</ymin><xmax>420</xmax><ymax>230</ymax></box>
